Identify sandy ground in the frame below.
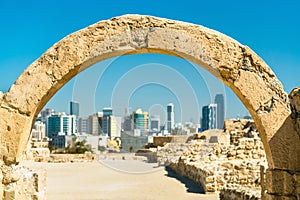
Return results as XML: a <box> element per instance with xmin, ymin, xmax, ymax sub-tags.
<box><xmin>22</xmin><ymin>158</ymin><xmax>219</xmax><ymax>200</ymax></box>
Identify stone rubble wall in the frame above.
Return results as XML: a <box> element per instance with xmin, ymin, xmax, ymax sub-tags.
<box><xmin>47</xmin><ymin>152</ymin><xmax>95</xmax><ymax>163</ymax></box>
<box><xmin>153</xmin><ymin>135</ymin><xmax>192</xmax><ymax>147</ymax></box>
<box><xmin>0</xmin><ymin>14</ymin><xmax>299</xmax><ymax>199</ymax></box>
<box><xmin>220</xmin><ymin>187</ymin><xmax>261</xmax><ymax>200</ymax></box>
<box><xmin>157</xmin><ymin>119</ymin><xmax>267</xmax><ymax>197</ymax></box>
<box><xmin>0</xmin><ymin>162</ymin><xmax>46</xmax><ymax>200</ymax></box>
<box><xmin>157</xmin><ymin>143</ymin><xmax>189</xmax><ymax>166</ymax></box>
<box><xmin>1</xmin><ymin>15</ymin><xmax>296</xmax><ymax>174</ymax></box>
<box><xmin>23</xmin><ymin>148</ymin><xmax>50</xmax><ymax>163</ymax></box>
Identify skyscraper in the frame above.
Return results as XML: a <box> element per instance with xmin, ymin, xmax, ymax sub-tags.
<box><xmin>132</xmin><ymin>108</ymin><xmax>146</xmax><ymax>132</ymax></box>
<box><xmin>70</xmin><ymin>101</ymin><xmax>79</xmax><ymax>117</ymax></box>
<box><xmin>201</xmin><ymin>104</ymin><xmax>217</xmax><ymax>131</ymax></box>
<box><xmin>167</xmin><ymin>103</ymin><xmax>174</xmax><ymax>134</ymax></box>
<box><xmin>215</xmin><ymin>94</ymin><xmax>225</xmax><ymax>129</ymax></box>
<box><xmin>123</xmin><ymin>115</ymin><xmax>132</xmax><ymax>131</ymax></box>
<box><xmin>102</xmin><ymin>107</ymin><xmax>113</xmax><ymax>135</ymax></box>
<box><xmin>87</xmin><ymin>113</ymin><xmax>102</xmax><ymax>135</ymax></box>
<box><xmin>78</xmin><ymin>117</ymin><xmax>88</xmax><ymax>134</ymax></box>
<box><xmin>31</xmin><ymin>121</ymin><xmax>46</xmax><ymax>141</ymax></box>
<box><xmin>109</xmin><ymin>116</ymin><xmax>122</xmax><ymax>138</ymax></box>
<box><xmin>150</xmin><ymin>115</ymin><xmax>161</xmax><ymax>131</ymax></box>
<box><xmin>131</xmin><ymin>108</ymin><xmax>149</xmax><ymax>134</ymax></box>
<box><xmin>40</xmin><ymin>108</ymin><xmax>53</xmax><ymax>123</ymax></box>
<box><xmin>47</xmin><ymin>112</ymin><xmax>77</xmax><ymax>138</ymax></box>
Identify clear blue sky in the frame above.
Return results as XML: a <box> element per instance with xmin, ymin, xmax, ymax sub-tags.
<box><xmin>1</xmin><ymin>0</ymin><xmax>300</xmax><ymax>123</ymax></box>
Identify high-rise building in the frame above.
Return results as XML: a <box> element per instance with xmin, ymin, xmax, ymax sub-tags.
<box><xmin>167</xmin><ymin>103</ymin><xmax>174</xmax><ymax>134</ymax></box>
<box><xmin>40</xmin><ymin>108</ymin><xmax>53</xmax><ymax>123</ymax></box>
<box><xmin>144</xmin><ymin>111</ymin><xmax>149</xmax><ymax>130</ymax></box>
<box><xmin>31</xmin><ymin>121</ymin><xmax>46</xmax><ymax>141</ymax></box>
<box><xmin>109</xmin><ymin>116</ymin><xmax>122</xmax><ymax>138</ymax></box>
<box><xmin>132</xmin><ymin>108</ymin><xmax>148</xmax><ymax>133</ymax></box>
<box><xmin>215</xmin><ymin>94</ymin><xmax>225</xmax><ymax>129</ymax></box>
<box><xmin>123</xmin><ymin>115</ymin><xmax>132</xmax><ymax>131</ymax></box>
<box><xmin>132</xmin><ymin>109</ymin><xmax>145</xmax><ymax>131</ymax></box>
<box><xmin>70</xmin><ymin>101</ymin><xmax>79</xmax><ymax>117</ymax></box>
<box><xmin>150</xmin><ymin>115</ymin><xmax>161</xmax><ymax>131</ymax></box>
<box><xmin>78</xmin><ymin>117</ymin><xmax>88</xmax><ymax>134</ymax></box>
<box><xmin>87</xmin><ymin>112</ymin><xmax>102</xmax><ymax>135</ymax></box>
<box><xmin>102</xmin><ymin>108</ymin><xmax>113</xmax><ymax>135</ymax></box>
<box><xmin>47</xmin><ymin>112</ymin><xmax>77</xmax><ymax>138</ymax></box>
<box><xmin>201</xmin><ymin>104</ymin><xmax>217</xmax><ymax>131</ymax></box>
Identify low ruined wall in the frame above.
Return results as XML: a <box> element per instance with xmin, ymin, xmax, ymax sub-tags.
<box><xmin>169</xmin><ymin>140</ymin><xmax>266</xmax><ymax>193</ymax></box>
<box><xmin>220</xmin><ymin>187</ymin><xmax>261</xmax><ymax>200</ymax></box>
<box><xmin>48</xmin><ymin>152</ymin><xmax>95</xmax><ymax>163</ymax></box>
<box><xmin>153</xmin><ymin>135</ymin><xmax>191</xmax><ymax>147</ymax></box>
<box><xmin>157</xmin><ymin>143</ymin><xmax>189</xmax><ymax>166</ymax></box>
<box><xmin>157</xmin><ymin>119</ymin><xmax>267</xmax><ymax>195</ymax></box>
<box><xmin>24</xmin><ymin>148</ymin><xmax>50</xmax><ymax>162</ymax></box>
<box><xmin>0</xmin><ymin>162</ymin><xmax>46</xmax><ymax>200</ymax></box>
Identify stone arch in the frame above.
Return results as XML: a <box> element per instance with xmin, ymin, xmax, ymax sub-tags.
<box><xmin>0</xmin><ymin>14</ymin><xmax>299</xmax><ymax>198</ymax></box>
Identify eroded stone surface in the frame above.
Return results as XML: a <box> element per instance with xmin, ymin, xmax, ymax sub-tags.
<box><xmin>0</xmin><ymin>14</ymin><xmax>295</xmax><ymax>169</ymax></box>
<box><xmin>0</xmin><ymin>164</ymin><xmax>46</xmax><ymax>200</ymax></box>
<box><xmin>0</xmin><ymin>14</ymin><xmax>299</xmax><ymax>199</ymax></box>
<box><xmin>158</xmin><ymin>119</ymin><xmax>267</xmax><ymax>193</ymax></box>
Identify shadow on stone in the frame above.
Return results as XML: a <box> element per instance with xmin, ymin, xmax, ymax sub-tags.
<box><xmin>165</xmin><ymin>166</ymin><xmax>205</xmax><ymax>194</ymax></box>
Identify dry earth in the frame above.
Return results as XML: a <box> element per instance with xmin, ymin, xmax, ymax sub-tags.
<box><xmin>22</xmin><ymin>159</ymin><xmax>219</xmax><ymax>200</ymax></box>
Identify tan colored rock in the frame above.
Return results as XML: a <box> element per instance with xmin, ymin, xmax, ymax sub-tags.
<box><xmin>1</xmin><ymin>165</ymin><xmax>46</xmax><ymax>200</ymax></box>
<box><xmin>0</xmin><ymin>14</ymin><xmax>298</xmax><ymax>198</ymax></box>
<box><xmin>266</xmin><ymin>169</ymin><xmax>295</xmax><ymax>195</ymax></box>
<box><xmin>289</xmin><ymin>87</ymin><xmax>300</xmax><ymax>115</ymax></box>
<box><xmin>0</xmin><ymin>14</ymin><xmax>295</xmax><ymax>171</ymax></box>
<box><xmin>263</xmin><ymin>193</ymin><xmax>297</xmax><ymax>200</ymax></box>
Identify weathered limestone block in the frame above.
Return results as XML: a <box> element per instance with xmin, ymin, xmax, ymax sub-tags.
<box><xmin>0</xmin><ymin>107</ymin><xmax>33</xmax><ymax>164</ymax></box>
<box><xmin>33</xmin><ymin>170</ymin><xmax>47</xmax><ymax>193</ymax></box>
<box><xmin>164</xmin><ymin>120</ymin><xmax>267</xmax><ymax>194</ymax></box>
<box><xmin>206</xmin><ymin>183</ymin><xmax>216</xmax><ymax>192</ymax></box>
<box><xmin>289</xmin><ymin>87</ymin><xmax>300</xmax><ymax>139</ymax></box>
<box><xmin>0</xmin><ymin>15</ymin><xmax>294</xmax><ymax>172</ymax></box>
<box><xmin>260</xmin><ymin>108</ymin><xmax>300</xmax><ymax>171</ymax></box>
<box><xmin>4</xmin><ymin>70</ymin><xmax>54</xmax><ymax>116</ymax></box>
<box><xmin>234</xmin><ymin>70</ymin><xmax>274</xmax><ymax>113</ymax></box>
<box><xmin>26</xmin><ymin>148</ymin><xmax>50</xmax><ymax>162</ymax></box>
<box><xmin>1</xmin><ymin>164</ymin><xmax>46</xmax><ymax>200</ymax></box>
<box><xmin>289</xmin><ymin>87</ymin><xmax>300</xmax><ymax>115</ymax></box>
<box><xmin>0</xmin><ymin>15</ymin><xmax>298</xmax><ymax>199</ymax></box>
<box><xmin>220</xmin><ymin>187</ymin><xmax>261</xmax><ymax>200</ymax></box>
<box><xmin>294</xmin><ymin>173</ymin><xmax>300</xmax><ymax>198</ymax></box>
<box><xmin>0</xmin><ymin>165</ymin><xmax>3</xmax><ymax>200</ymax></box>
<box><xmin>263</xmin><ymin>193</ymin><xmax>297</xmax><ymax>200</ymax></box>
<box><xmin>265</xmin><ymin>169</ymin><xmax>295</xmax><ymax>195</ymax></box>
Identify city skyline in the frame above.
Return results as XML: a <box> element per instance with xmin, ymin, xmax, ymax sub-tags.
<box><xmin>1</xmin><ymin>1</ymin><xmax>300</xmax><ymax>124</ymax></box>
<box><xmin>42</xmin><ymin>93</ymin><xmax>233</xmax><ymax>130</ymax></box>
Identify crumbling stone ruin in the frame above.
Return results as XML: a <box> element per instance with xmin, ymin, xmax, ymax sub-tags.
<box><xmin>0</xmin><ymin>15</ymin><xmax>299</xmax><ymax>199</ymax></box>
<box><xmin>0</xmin><ymin>162</ymin><xmax>46</xmax><ymax>200</ymax></box>
<box><xmin>157</xmin><ymin>119</ymin><xmax>266</xmax><ymax>199</ymax></box>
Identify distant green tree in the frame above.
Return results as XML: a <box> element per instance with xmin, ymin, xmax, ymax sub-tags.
<box><xmin>48</xmin><ymin>145</ymin><xmax>55</xmax><ymax>153</ymax></box>
<box><xmin>98</xmin><ymin>146</ymin><xmax>106</xmax><ymax>152</ymax></box>
<box><xmin>129</xmin><ymin>146</ymin><xmax>134</xmax><ymax>153</ymax></box>
<box><xmin>66</xmin><ymin>140</ymin><xmax>92</xmax><ymax>154</ymax></box>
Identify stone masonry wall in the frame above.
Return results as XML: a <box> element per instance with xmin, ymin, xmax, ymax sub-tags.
<box><xmin>0</xmin><ymin>15</ymin><xmax>299</xmax><ymax>199</ymax></box>
<box><xmin>157</xmin><ymin>119</ymin><xmax>267</xmax><ymax>197</ymax></box>
<box><xmin>220</xmin><ymin>187</ymin><xmax>261</xmax><ymax>200</ymax></box>
<box><xmin>0</xmin><ymin>162</ymin><xmax>46</xmax><ymax>200</ymax></box>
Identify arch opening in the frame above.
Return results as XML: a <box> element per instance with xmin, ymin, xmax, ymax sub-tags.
<box><xmin>0</xmin><ymin>16</ymin><xmax>299</xmax><ymax>199</ymax></box>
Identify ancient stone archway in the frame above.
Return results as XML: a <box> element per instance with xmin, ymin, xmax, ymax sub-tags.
<box><xmin>0</xmin><ymin>15</ymin><xmax>299</xmax><ymax>198</ymax></box>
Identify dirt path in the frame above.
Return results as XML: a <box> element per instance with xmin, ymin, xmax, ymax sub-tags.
<box><xmin>23</xmin><ymin>160</ymin><xmax>219</xmax><ymax>200</ymax></box>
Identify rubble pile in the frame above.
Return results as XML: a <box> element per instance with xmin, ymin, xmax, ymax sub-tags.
<box><xmin>157</xmin><ymin>119</ymin><xmax>267</xmax><ymax>199</ymax></box>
